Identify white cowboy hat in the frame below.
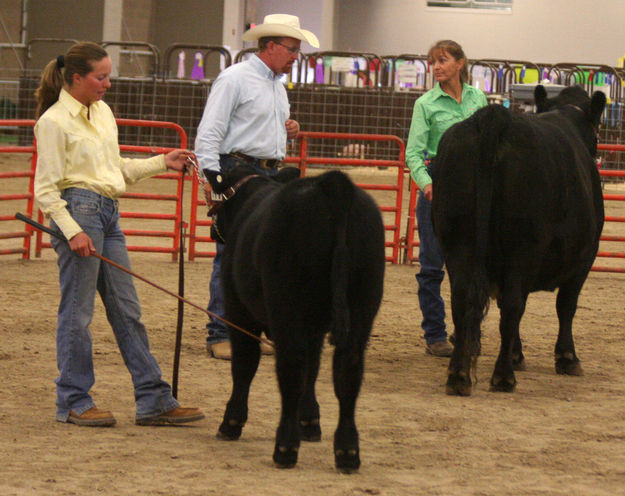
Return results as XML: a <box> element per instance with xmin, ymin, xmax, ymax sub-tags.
<box><xmin>242</xmin><ymin>14</ymin><xmax>319</xmax><ymax>48</ymax></box>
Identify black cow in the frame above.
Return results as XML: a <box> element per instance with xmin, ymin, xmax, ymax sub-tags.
<box><xmin>431</xmin><ymin>85</ymin><xmax>606</xmax><ymax>395</ymax></box>
<box><xmin>205</xmin><ymin>165</ymin><xmax>385</xmax><ymax>472</ymax></box>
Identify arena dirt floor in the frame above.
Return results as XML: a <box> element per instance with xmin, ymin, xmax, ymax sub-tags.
<box><xmin>2</xmin><ymin>152</ymin><xmax>625</xmax><ymax>495</ymax></box>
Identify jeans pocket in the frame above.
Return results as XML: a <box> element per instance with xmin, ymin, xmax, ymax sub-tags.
<box><xmin>68</xmin><ymin>197</ymin><xmax>101</xmax><ymax>216</ymax></box>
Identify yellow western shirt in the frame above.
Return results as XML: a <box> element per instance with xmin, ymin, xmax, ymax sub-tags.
<box><xmin>34</xmin><ymin>89</ymin><xmax>166</xmax><ymax>240</ymax></box>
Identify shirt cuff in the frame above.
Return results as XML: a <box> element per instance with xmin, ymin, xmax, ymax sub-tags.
<box><xmin>50</xmin><ymin>208</ymin><xmax>83</xmax><ymax>241</ymax></box>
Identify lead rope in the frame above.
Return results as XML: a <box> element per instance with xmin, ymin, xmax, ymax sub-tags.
<box><xmin>172</xmin><ymin>166</ymin><xmax>186</xmax><ymax>399</ymax></box>
<box><xmin>186</xmin><ymin>157</ymin><xmax>273</xmax><ymax>348</ymax></box>
<box><xmin>15</xmin><ymin>212</ymin><xmax>273</xmax><ymax>346</ymax></box>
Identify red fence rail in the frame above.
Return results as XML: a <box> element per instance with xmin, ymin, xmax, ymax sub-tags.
<box><xmin>0</xmin><ymin>119</ymin><xmax>37</xmax><ymax>259</ymax></box>
<box><xmin>188</xmin><ymin>131</ymin><xmax>406</xmax><ymax>263</ymax></box>
<box><xmin>404</xmin><ymin>143</ymin><xmax>625</xmax><ymax>273</ymax></box>
<box><xmin>593</xmin><ymin>145</ymin><xmax>625</xmax><ymax>273</ymax></box>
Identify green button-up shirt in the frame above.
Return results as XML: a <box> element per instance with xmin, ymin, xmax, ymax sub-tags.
<box><xmin>406</xmin><ymin>82</ymin><xmax>488</xmax><ymax>189</ymax></box>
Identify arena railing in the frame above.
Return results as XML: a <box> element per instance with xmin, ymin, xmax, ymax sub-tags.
<box><xmin>162</xmin><ymin>44</ymin><xmax>232</xmax><ymax>80</ymax></box>
<box><xmin>0</xmin><ymin>119</ymin><xmax>37</xmax><ymax>259</ymax></box>
<box><xmin>382</xmin><ymin>54</ymin><xmax>429</xmax><ymax>91</ymax></box>
<box><xmin>594</xmin><ymin>143</ymin><xmax>625</xmax><ymax>273</ymax></box>
<box><xmin>101</xmin><ymin>41</ymin><xmax>161</xmax><ymax>79</ymax></box>
<box><xmin>302</xmin><ymin>51</ymin><xmax>383</xmax><ymax>87</ymax></box>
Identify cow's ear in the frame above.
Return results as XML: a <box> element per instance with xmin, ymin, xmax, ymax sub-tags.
<box><xmin>275</xmin><ymin>166</ymin><xmax>301</xmax><ymax>183</ymax></box>
<box><xmin>534</xmin><ymin>85</ymin><xmax>548</xmax><ymax>113</ymax></box>
<box><xmin>203</xmin><ymin>170</ymin><xmax>227</xmax><ymax>193</ymax></box>
<box><xmin>590</xmin><ymin>90</ymin><xmax>607</xmax><ymax>125</ymax></box>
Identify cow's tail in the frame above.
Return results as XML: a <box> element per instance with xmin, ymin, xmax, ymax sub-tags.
<box><xmin>317</xmin><ymin>171</ymin><xmax>353</xmax><ymax>349</ymax></box>
<box><xmin>472</xmin><ymin>106</ymin><xmax>510</xmax><ymax>322</ymax></box>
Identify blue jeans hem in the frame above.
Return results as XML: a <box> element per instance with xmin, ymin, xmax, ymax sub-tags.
<box><xmin>135</xmin><ymin>398</ymin><xmax>180</xmax><ymax>420</ymax></box>
<box><xmin>56</xmin><ymin>400</ymin><xmax>95</xmax><ymax>422</ymax></box>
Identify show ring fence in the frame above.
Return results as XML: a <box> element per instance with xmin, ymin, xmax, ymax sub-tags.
<box><xmin>2</xmin><ymin>119</ymin><xmax>625</xmax><ymax>272</ymax></box>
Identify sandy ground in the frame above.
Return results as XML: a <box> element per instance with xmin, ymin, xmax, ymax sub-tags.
<box><xmin>2</xmin><ymin>153</ymin><xmax>625</xmax><ymax>495</ymax></box>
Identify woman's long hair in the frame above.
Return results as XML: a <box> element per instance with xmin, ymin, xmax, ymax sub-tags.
<box><xmin>427</xmin><ymin>39</ymin><xmax>469</xmax><ymax>84</ymax></box>
<box><xmin>35</xmin><ymin>41</ymin><xmax>108</xmax><ymax>118</ymax></box>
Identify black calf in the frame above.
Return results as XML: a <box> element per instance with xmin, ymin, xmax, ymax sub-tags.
<box><xmin>206</xmin><ymin>165</ymin><xmax>385</xmax><ymax>471</ymax></box>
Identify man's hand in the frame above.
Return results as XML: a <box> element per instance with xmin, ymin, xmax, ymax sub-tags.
<box><xmin>203</xmin><ymin>182</ymin><xmax>216</xmax><ymax>206</ymax></box>
<box><xmin>285</xmin><ymin>119</ymin><xmax>300</xmax><ymax>140</ymax></box>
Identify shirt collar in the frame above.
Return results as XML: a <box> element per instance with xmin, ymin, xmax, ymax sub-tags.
<box><xmin>431</xmin><ymin>82</ymin><xmax>469</xmax><ymax>102</ymax></box>
<box><xmin>58</xmin><ymin>88</ymin><xmax>89</xmax><ymax>118</ymax></box>
<box><xmin>250</xmin><ymin>54</ymin><xmax>281</xmax><ymax>80</ymax></box>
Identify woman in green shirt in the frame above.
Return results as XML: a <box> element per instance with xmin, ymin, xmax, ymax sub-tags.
<box><xmin>405</xmin><ymin>40</ymin><xmax>487</xmax><ymax>357</ymax></box>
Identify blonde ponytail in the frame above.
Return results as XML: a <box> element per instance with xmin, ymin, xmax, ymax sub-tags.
<box><xmin>35</xmin><ymin>41</ymin><xmax>108</xmax><ymax>119</ymax></box>
<box><xmin>35</xmin><ymin>58</ymin><xmax>65</xmax><ymax>119</ymax></box>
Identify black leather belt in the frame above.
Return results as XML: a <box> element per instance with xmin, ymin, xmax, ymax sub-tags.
<box><xmin>227</xmin><ymin>152</ymin><xmax>280</xmax><ymax>170</ymax></box>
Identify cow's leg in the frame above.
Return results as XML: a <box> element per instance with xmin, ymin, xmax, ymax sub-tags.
<box><xmin>446</xmin><ymin>285</ymin><xmax>478</xmax><ymax>395</ymax></box>
<box><xmin>554</xmin><ymin>275</ymin><xmax>585</xmax><ymax>376</ymax></box>
<box><xmin>497</xmin><ymin>297</ymin><xmax>526</xmax><ymax>371</ymax></box>
<box><xmin>511</xmin><ymin>323</ymin><xmax>526</xmax><ymax>371</ymax></box>
<box><xmin>273</xmin><ymin>335</ymin><xmax>306</xmax><ymax>469</ymax></box>
<box><xmin>332</xmin><ymin>337</ymin><xmax>367</xmax><ymax>473</ymax></box>
<box><xmin>490</xmin><ymin>286</ymin><xmax>527</xmax><ymax>392</ymax></box>
<box><xmin>298</xmin><ymin>334</ymin><xmax>324</xmax><ymax>442</ymax></box>
<box><xmin>445</xmin><ymin>255</ymin><xmax>484</xmax><ymax>396</ymax></box>
<box><xmin>217</xmin><ymin>329</ymin><xmax>261</xmax><ymax>440</ymax></box>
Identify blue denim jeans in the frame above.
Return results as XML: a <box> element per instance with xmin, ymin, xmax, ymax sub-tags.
<box><xmin>51</xmin><ymin>188</ymin><xmax>179</xmax><ymax>422</ymax></box>
<box><xmin>206</xmin><ymin>154</ymin><xmax>279</xmax><ymax>345</ymax></box>
<box><xmin>416</xmin><ymin>190</ymin><xmax>447</xmax><ymax>344</ymax></box>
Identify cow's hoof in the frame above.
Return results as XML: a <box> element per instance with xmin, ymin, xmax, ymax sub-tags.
<box><xmin>555</xmin><ymin>358</ymin><xmax>583</xmax><ymax>376</ymax></box>
<box><xmin>217</xmin><ymin>418</ymin><xmax>244</xmax><ymax>440</ymax></box>
<box><xmin>445</xmin><ymin>373</ymin><xmax>472</xmax><ymax>396</ymax></box>
<box><xmin>335</xmin><ymin>448</ymin><xmax>360</xmax><ymax>473</ymax></box>
<box><xmin>299</xmin><ymin>418</ymin><xmax>321</xmax><ymax>442</ymax></box>
<box><xmin>273</xmin><ymin>444</ymin><xmax>298</xmax><ymax>468</ymax></box>
<box><xmin>512</xmin><ymin>356</ymin><xmax>527</xmax><ymax>371</ymax></box>
<box><xmin>489</xmin><ymin>374</ymin><xmax>516</xmax><ymax>392</ymax></box>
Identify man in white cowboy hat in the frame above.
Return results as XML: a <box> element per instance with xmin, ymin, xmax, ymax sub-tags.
<box><xmin>195</xmin><ymin>14</ymin><xmax>319</xmax><ymax>360</ymax></box>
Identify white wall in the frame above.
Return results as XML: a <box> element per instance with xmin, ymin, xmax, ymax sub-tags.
<box><xmin>249</xmin><ymin>0</ymin><xmax>333</xmax><ymax>51</ymax></box>
<box><xmin>335</xmin><ymin>0</ymin><xmax>625</xmax><ymax>66</ymax></box>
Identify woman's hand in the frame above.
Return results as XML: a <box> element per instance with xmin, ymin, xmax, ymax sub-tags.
<box><xmin>69</xmin><ymin>232</ymin><xmax>95</xmax><ymax>257</ymax></box>
<box><xmin>165</xmin><ymin>149</ymin><xmax>195</xmax><ymax>171</ymax></box>
<box><xmin>423</xmin><ymin>183</ymin><xmax>433</xmax><ymax>202</ymax></box>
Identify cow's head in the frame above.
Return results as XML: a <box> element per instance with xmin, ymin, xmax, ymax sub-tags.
<box><xmin>534</xmin><ymin>84</ymin><xmax>606</xmax><ymax>156</ymax></box>
<box><xmin>203</xmin><ymin>165</ymin><xmax>301</xmax><ymax>243</ymax></box>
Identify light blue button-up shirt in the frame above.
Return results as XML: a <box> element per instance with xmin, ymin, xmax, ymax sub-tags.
<box><xmin>195</xmin><ymin>55</ymin><xmax>290</xmax><ymax>171</ymax></box>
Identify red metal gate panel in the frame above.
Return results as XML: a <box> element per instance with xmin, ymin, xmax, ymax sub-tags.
<box><xmin>0</xmin><ymin>119</ymin><xmax>37</xmax><ymax>259</ymax></box>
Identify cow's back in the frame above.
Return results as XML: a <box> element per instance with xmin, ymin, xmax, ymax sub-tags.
<box><xmin>433</xmin><ymin>104</ymin><xmax>603</xmax><ymax>292</ymax></box>
<box><xmin>224</xmin><ymin>170</ymin><xmax>385</xmax><ymax>335</ymax></box>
